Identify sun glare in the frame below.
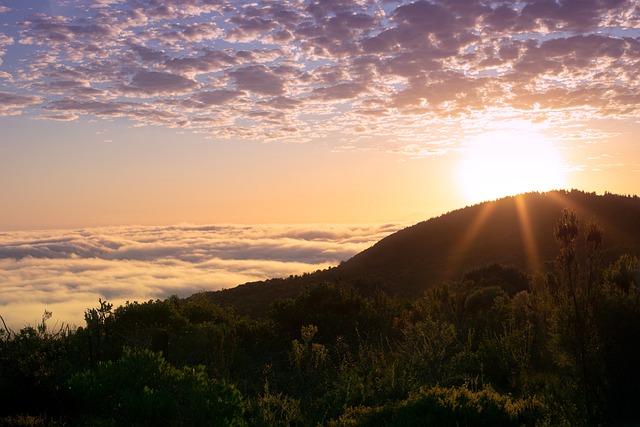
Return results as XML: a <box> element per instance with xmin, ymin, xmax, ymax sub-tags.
<box><xmin>458</xmin><ymin>130</ymin><xmax>566</xmax><ymax>204</ymax></box>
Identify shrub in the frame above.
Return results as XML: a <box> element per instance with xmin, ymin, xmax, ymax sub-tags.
<box><xmin>330</xmin><ymin>385</ymin><xmax>547</xmax><ymax>426</ymax></box>
<box><xmin>0</xmin><ymin>312</ymin><xmax>72</xmax><ymax>418</ymax></box>
<box><xmin>69</xmin><ymin>348</ymin><xmax>246</xmax><ymax>427</ymax></box>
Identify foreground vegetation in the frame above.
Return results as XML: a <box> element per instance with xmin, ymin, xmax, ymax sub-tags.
<box><xmin>1</xmin><ymin>210</ymin><xmax>640</xmax><ymax>426</ymax></box>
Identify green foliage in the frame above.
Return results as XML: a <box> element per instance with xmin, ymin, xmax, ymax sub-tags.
<box><xmin>592</xmin><ymin>277</ymin><xmax>640</xmax><ymax>424</ymax></box>
<box><xmin>324</xmin><ymin>338</ymin><xmax>404</xmax><ymax>414</ymax></box>
<box><xmin>290</xmin><ymin>325</ymin><xmax>328</xmax><ymax>377</ymax></box>
<box><xmin>397</xmin><ymin>318</ymin><xmax>458</xmax><ymax>390</ymax></box>
<box><xmin>399</xmin><ymin>385</ymin><xmax>547</xmax><ymax>427</ymax></box>
<box><xmin>181</xmin><ymin>292</ymin><xmax>237</xmax><ymax>324</ymax></box>
<box><xmin>463</xmin><ymin>286</ymin><xmax>511</xmax><ymax>333</ymax></box>
<box><xmin>603</xmin><ymin>254</ymin><xmax>639</xmax><ymax>292</ymax></box>
<box><xmin>0</xmin><ymin>311</ymin><xmax>73</xmax><ymax>418</ymax></box>
<box><xmin>328</xmin><ymin>405</ymin><xmax>392</xmax><ymax>427</ymax></box>
<box><xmin>330</xmin><ymin>385</ymin><xmax>548</xmax><ymax>427</ymax></box>
<box><xmin>171</xmin><ymin>316</ymin><xmax>239</xmax><ymax>377</ymax></box>
<box><xmin>78</xmin><ymin>298</ymin><xmax>117</xmax><ymax>363</ymax></box>
<box><xmin>247</xmin><ymin>390</ymin><xmax>303</xmax><ymax>427</ymax></box>
<box><xmin>463</xmin><ymin>263</ymin><xmax>530</xmax><ymax>296</ymax></box>
<box><xmin>0</xmin><ymin>415</ymin><xmax>54</xmax><ymax>427</ymax></box>
<box><xmin>547</xmin><ymin>210</ymin><xmax>609</xmax><ymax>423</ymax></box>
<box><xmin>476</xmin><ymin>319</ymin><xmax>535</xmax><ymax>392</ymax></box>
<box><xmin>69</xmin><ymin>348</ymin><xmax>246</xmax><ymax>427</ymax></box>
<box><xmin>246</xmin><ymin>365</ymin><xmax>304</xmax><ymax>427</ymax></box>
<box><xmin>269</xmin><ymin>282</ymin><xmax>366</xmax><ymax>343</ymax></box>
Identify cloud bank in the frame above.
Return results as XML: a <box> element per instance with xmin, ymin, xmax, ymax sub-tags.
<box><xmin>0</xmin><ymin>223</ymin><xmax>403</xmax><ymax>329</ymax></box>
<box><xmin>0</xmin><ymin>0</ymin><xmax>638</xmax><ymax>151</ymax></box>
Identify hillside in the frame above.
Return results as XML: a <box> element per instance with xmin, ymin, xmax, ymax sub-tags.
<box><xmin>205</xmin><ymin>190</ymin><xmax>640</xmax><ymax>315</ymax></box>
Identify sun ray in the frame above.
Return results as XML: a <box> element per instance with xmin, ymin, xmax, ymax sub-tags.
<box><xmin>445</xmin><ymin>201</ymin><xmax>496</xmax><ymax>279</ymax></box>
<box><xmin>515</xmin><ymin>194</ymin><xmax>543</xmax><ymax>272</ymax></box>
<box><xmin>446</xmin><ymin>194</ymin><xmax>552</xmax><ymax>281</ymax></box>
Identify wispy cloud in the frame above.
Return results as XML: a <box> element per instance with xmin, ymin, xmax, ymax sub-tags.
<box><xmin>0</xmin><ymin>0</ymin><xmax>637</xmax><ymax>152</ymax></box>
<box><xmin>0</xmin><ymin>223</ymin><xmax>404</xmax><ymax>329</ymax></box>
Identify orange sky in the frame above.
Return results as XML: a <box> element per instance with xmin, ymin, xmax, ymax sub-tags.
<box><xmin>1</xmin><ymin>1</ymin><xmax>640</xmax><ymax>230</ymax></box>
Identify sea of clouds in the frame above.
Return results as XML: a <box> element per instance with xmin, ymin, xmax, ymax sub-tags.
<box><xmin>0</xmin><ymin>223</ymin><xmax>403</xmax><ymax>329</ymax></box>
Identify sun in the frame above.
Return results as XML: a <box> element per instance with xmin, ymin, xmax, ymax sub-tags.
<box><xmin>457</xmin><ymin>130</ymin><xmax>566</xmax><ymax>204</ymax></box>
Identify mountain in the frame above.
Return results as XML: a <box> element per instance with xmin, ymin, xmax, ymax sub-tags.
<box><xmin>203</xmin><ymin>190</ymin><xmax>640</xmax><ymax>316</ymax></box>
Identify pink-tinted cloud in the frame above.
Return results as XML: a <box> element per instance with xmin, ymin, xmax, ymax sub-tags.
<box><xmin>229</xmin><ymin>65</ymin><xmax>287</xmax><ymax>96</ymax></box>
<box><xmin>0</xmin><ymin>32</ymin><xmax>13</xmax><ymax>65</ymax></box>
<box><xmin>190</xmin><ymin>89</ymin><xmax>244</xmax><ymax>107</ymax></box>
<box><xmin>122</xmin><ymin>71</ymin><xmax>199</xmax><ymax>95</ymax></box>
<box><xmin>0</xmin><ymin>91</ymin><xmax>42</xmax><ymax>116</ymax></box>
<box><xmin>0</xmin><ymin>0</ymin><xmax>637</xmax><ymax>151</ymax></box>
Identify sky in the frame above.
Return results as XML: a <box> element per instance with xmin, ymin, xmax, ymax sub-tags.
<box><xmin>1</xmin><ymin>0</ymin><xmax>640</xmax><ymax>327</ymax></box>
<box><xmin>0</xmin><ymin>0</ymin><xmax>639</xmax><ymax>230</ymax></box>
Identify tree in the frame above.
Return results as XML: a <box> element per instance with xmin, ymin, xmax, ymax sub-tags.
<box><xmin>551</xmin><ymin>209</ymin><xmax>605</xmax><ymax>424</ymax></box>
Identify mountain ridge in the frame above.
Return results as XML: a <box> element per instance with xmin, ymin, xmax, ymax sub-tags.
<box><xmin>202</xmin><ymin>190</ymin><xmax>640</xmax><ymax>316</ymax></box>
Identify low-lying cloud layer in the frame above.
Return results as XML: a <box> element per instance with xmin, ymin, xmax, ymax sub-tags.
<box><xmin>1</xmin><ymin>1</ymin><xmax>639</xmax><ymax>150</ymax></box>
<box><xmin>0</xmin><ymin>223</ymin><xmax>403</xmax><ymax>329</ymax></box>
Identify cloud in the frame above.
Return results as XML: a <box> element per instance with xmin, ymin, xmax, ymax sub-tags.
<box><xmin>40</xmin><ymin>113</ymin><xmax>80</xmax><ymax>121</ymax></box>
<box><xmin>153</xmin><ymin>22</ymin><xmax>223</xmax><ymax>45</ymax></box>
<box><xmin>314</xmin><ymin>82</ymin><xmax>367</xmax><ymax>100</ymax></box>
<box><xmin>164</xmin><ymin>50</ymin><xmax>238</xmax><ymax>74</ymax></box>
<box><xmin>122</xmin><ymin>71</ymin><xmax>199</xmax><ymax>95</ymax></box>
<box><xmin>229</xmin><ymin>65</ymin><xmax>287</xmax><ymax>96</ymax></box>
<box><xmin>19</xmin><ymin>13</ymin><xmax>117</xmax><ymax>45</ymax></box>
<box><xmin>0</xmin><ymin>0</ymin><xmax>637</xmax><ymax>151</ymax></box>
<box><xmin>0</xmin><ymin>223</ymin><xmax>405</xmax><ymax>329</ymax></box>
<box><xmin>226</xmin><ymin>15</ymin><xmax>278</xmax><ymax>42</ymax></box>
<box><xmin>44</xmin><ymin>99</ymin><xmax>129</xmax><ymax>116</ymax></box>
<box><xmin>0</xmin><ymin>32</ymin><xmax>13</xmax><ymax>48</ymax></box>
<box><xmin>0</xmin><ymin>91</ymin><xmax>42</xmax><ymax>116</ymax></box>
<box><xmin>190</xmin><ymin>89</ymin><xmax>244</xmax><ymax>107</ymax></box>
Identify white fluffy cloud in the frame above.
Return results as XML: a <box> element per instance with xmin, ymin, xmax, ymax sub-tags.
<box><xmin>0</xmin><ymin>223</ymin><xmax>403</xmax><ymax>329</ymax></box>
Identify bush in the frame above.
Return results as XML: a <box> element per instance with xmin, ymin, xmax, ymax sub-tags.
<box><xmin>69</xmin><ymin>348</ymin><xmax>246</xmax><ymax>427</ymax></box>
<box><xmin>330</xmin><ymin>385</ymin><xmax>547</xmax><ymax>426</ymax></box>
<box><xmin>0</xmin><ymin>312</ymin><xmax>73</xmax><ymax>418</ymax></box>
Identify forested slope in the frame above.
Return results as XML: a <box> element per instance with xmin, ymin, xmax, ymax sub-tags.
<box><xmin>207</xmin><ymin>190</ymin><xmax>640</xmax><ymax>315</ymax></box>
<box><xmin>341</xmin><ymin>190</ymin><xmax>640</xmax><ymax>292</ymax></box>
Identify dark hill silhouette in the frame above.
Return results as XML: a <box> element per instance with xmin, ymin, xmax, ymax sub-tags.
<box><xmin>203</xmin><ymin>190</ymin><xmax>640</xmax><ymax>316</ymax></box>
